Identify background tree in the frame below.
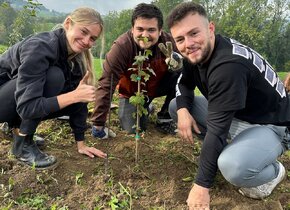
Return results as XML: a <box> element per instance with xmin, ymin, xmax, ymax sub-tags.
<box><xmin>262</xmin><ymin>0</ymin><xmax>290</xmax><ymax>70</ymax></box>
<box><xmin>10</xmin><ymin>0</ymin><xmax>41</xmax><ymax>45</ymax></box>
<box><xmin>0</xmin><ymin>0</ymin><xmax>289</xmax><ymax>71</ymax></box>
<box><xmin>152</xmin><ymin>0</ymin><xmax>184</xmax><ymax>32</ymax></box>
<box><xmin>0</xmin><ymin>3</ymin><xmax>16</xmax><ymax>44</ymax></box>
<box><xmin>199</xmin><ymin>0</ymin><xmax>290</xmax><ymax>71</ymax></box>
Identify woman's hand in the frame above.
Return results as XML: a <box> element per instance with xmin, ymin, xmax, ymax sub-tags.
<box><xmin>57</xmin><ymin>71</ymin><xmax>96</xmax><ymax>109</ymax></box>
<box><xmin>73</xmin><ymin>71</ymin><xmax>96</xmax><ymax>103</ymax></box>
<box><xmin>77</xmin><ymin>141</ymin><xmax>107</xmax><ymax>158</ymax></box>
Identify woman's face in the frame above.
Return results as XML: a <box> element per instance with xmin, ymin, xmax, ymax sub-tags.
<box><xmin>64</xmin><ymin>18</ymin><xmax>102</xmax><ymax>54</ymax></box>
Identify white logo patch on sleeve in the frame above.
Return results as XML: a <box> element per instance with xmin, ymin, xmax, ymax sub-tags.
<box><xmin>276</xmin><ymin>78</ymin><xmax>287</xmax><ymax>97</ymax></box>
<box><xmin>252</xmin><ymin>52</ymin><xmax>265</xmax><ymax>73</ymax></box>
<box><xmin>230</xmin><ymin>38</ymin><xmax>286</xmax><ymax>98</ymax></box>
<box><xmin>265</xmin><ymin>65</ymin><xmax>277</xmax><ymax>87</ymax></box>
<box><xmin>232</xmin><ymin>44</ymin><xmax>249</xmax><ymax>59</ymax></box>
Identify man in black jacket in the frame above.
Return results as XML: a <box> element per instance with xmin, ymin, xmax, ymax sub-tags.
<box><xmin>167</xmin><ymin>2</ymin><xmax>289</xmax><ymax>209</ymax></box>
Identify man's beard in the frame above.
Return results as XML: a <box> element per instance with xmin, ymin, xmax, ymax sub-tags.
<box><xmin>187</xmin><ymin>40</ymin><xmax>211</xmax><ymax>65</ymax></box>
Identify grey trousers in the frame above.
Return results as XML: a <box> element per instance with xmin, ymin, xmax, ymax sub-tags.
<box><xmin>118</xmin><ymin>97</ymin><xmax>147</xmax><ymax>134</ymax></box>
<box><xmin>169</xmin><ymin>96</ymin><xmax>288</xmax><ymax>187</ymax></box>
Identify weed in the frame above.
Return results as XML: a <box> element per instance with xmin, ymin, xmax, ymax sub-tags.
<box><xmin>75</xmin><ymin>172</ymin><xmax>84</xmax><ymax>185</ymax></box>
<box><xmin>16</xmin><ymin>193</ymin><xmax>49</xmax><ymax>209</ymax></box>
<box><xmin>8</xmin><ymin>177</ymin><xmax>14</xmax><ymax>191</ymax></box>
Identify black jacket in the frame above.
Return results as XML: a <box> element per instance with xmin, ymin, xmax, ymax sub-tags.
<box><xmin>176</xmin><ymin>34</ymin><xmax>290</xmax><ymax>188</ymax></box>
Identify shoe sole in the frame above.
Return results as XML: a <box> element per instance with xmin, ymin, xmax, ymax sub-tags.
<box><xmin>238</xmin><ymin>162</ymin><xmax>286</xmax><ymax>199</ymax></box>
<box><xmin>15</xmin><ymin>158</ymin><xmax>59</xmax><ymax>170</ymax></box>
<box><xmin>157</xmin><ymin>119</ymin><xmax>173</xmax><ymax>123</ymax></box>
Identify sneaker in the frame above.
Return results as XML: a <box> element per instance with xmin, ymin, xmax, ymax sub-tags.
<box><xmin>155</xmin><ymin>121</ymin><xmax>177</xmax><ymax>135</ymax></box>
<box><xmin>148</xmin><ymin>103</ymin><xmax>155</xmax><ymax>115</ymax></box>
<box><xmin>57</xmin><ymin>115</ymin><xmax>70</xmax><ymax>120</ymax></box>
<box><xmin>157</xmin><ymin>111</ymin><xmax>173</xmax><ymax>123</ymax></box>
<box><xmin>238</xmin><ymin>161</ymin><xmax>286</xmax><ymax>199</ymax></box>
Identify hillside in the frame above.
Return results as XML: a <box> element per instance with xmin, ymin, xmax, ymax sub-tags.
<box><xmin>8</xmin><ymin>0</ymin><xmax>64</xmax><ymax>17</ymax></box>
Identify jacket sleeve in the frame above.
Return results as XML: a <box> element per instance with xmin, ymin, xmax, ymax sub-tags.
<box><xmin>195</xmin><ymin>110</ymin><xmax>235</xmax><ymax>188</ymax></box>
<box><xmin>176</xmin><ymin>61</ymin><xmax>197</xmax><ymax>111</ymax></box>
<box><xmin>69</xmin><ymin>103</ymin><xmax>88</xmax><ymax>141</ymax></box>
<box><xmin>15</xmin><ymin>38</ymin><xmax>60</xmax><ymax>120</ymax></box>
<box><xmin>91</xmin><ymin>41</ymin><xmax>129</xmax><ymax>126</ymax></box>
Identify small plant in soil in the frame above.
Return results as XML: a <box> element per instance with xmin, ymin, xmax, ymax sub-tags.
<box><xmin>128</xmin><ymin>37</ymin><xmax>155</xmax><ymax>164</ymax></box>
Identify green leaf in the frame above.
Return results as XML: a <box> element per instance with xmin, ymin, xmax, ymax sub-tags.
<box><xmin>145</xmin><ymin>49</ymin><xmax>152</xmax><ymax>57</ymax></box>
<box><xmin>130</xmin><ymin>74</ymin><xmax>139</xmax><ymax>82</ymax></box>
<box><xmin>182</xmin><ymin>177</ymin><xmax>194</xmax><ymax>182</ymax></box>
<box><xmin>147</xmin><ymin>67</ymin><xmax>156</xmax><ymax>76</ymax></box>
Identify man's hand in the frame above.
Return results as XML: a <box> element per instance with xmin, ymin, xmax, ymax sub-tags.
<box><xmin>187</xmin><ymin>184</ymin><xmax>210</xmax><ymax>210</ymax></box>
<box><xmin>284</xmin><ymin>73</ymin><xmax>290</xmax><ymax>92</ymax></box>
<box><xmin>177</xmin><ymin>108</ymin><xmax>200</xmax><ymax>144</ymax></box>
<box><xmin>158</xmin><ymin>42</ymin><xmax>183</xmax><ymax>71</ymax></box>
<box><xmin>77</xmin><ymin>141</ymin><xmax>107</xmax><ymax>158</ymax></box>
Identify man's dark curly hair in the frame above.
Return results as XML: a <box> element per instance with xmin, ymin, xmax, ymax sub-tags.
<box><xmin>167</xmin><ymin>2</ymin><xmax>207</xmax><ymax>29</ymax></box>
<box><xmin>131</xmin><ymin>3</ymin><xmax>163</xmax><ymax>29</ymax></box>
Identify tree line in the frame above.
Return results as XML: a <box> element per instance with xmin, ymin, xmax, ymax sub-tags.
<box><xmin>0</xmin><ymin>0</ymin><xmax>289</xmax><ymax>71</ymax></box>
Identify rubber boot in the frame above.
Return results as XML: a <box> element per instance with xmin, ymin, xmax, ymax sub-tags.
<box><xmin>12</xmin><ymin>134</ymin><xmax>57</xmax><ymax>168</ymax></box>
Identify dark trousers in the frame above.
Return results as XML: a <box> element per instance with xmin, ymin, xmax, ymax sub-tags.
<box><xmin>0</xmin><ymin>66</ymin><xmax>81</xmax><ymax>135</ymax></box>
<box><xmin>118</xmin><ymin>70</ymin><xmax>181</xmax><ymax>133</ymax></box>
<box><xmin>153</xmin><ymin>70</ymin><xmax>181</xmax><ymax>113</ymax></box>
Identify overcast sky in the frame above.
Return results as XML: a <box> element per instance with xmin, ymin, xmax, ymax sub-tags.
<box><xmin>38</xmin><ymin>0</ymin><xmax>153</xmax><ymax>15</ymax></box>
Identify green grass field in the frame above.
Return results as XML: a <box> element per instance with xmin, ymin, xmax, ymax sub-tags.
<box><xmin>93</xmin><ymin>58</ymin><xmax>104</xmax><ymax>79</ymax></box>
<box><xmin>0</xmin><ymin>44</ymin><xmax>8</xmax><ymax>54</ymax></box>
<box><xmin>278</xmin><ymin>72</ymin><xmax>288</xmax><ymax>81</ymax></box>
<box><xmin>93</xmin><ymin>58</ymin><xmax>289</xmax><ymax>82</ymax></box>
<box><xmin>93</xmin><ymin>58</ymin><xmax>288</xmax><ymax>96</ymax></box>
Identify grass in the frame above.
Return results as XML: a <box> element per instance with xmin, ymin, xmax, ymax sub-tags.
<box><xmin>93</xmin><ymin>57</ymin><xmax>289</xmax><ymax>97</ymax></box>
<box><xmin>94</xmin><ymin>58</ymin><xmax>104</xmax><ymax>79</ymax></box>
<box><xmin>93</xmin><ymin>58</ymin><xmax>289</xmax><ymax>81</ymax></box>
<box><xmin>0</xmin><ymin>44</ymin><xmax>8</xmax><ymax>54</ymax></box>
<box><xmin>278</xmin><ymin>72</ymin><xmax>288</xmax><ymax>81</ymax></box>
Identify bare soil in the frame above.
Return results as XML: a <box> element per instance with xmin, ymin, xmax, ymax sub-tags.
<box><xmin>0</xmin><ymin>110</ymin><xmax>289</xmax><ymax>210</ymax></box>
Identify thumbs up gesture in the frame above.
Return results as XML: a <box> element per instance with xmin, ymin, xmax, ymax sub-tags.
<box><xmin>74</xmin><ymin>71</ymin><xmax>96</xmax><ymax>103</ymax></box>
<box><xmin>158</xmin><ymin>41</ymin><xmax>183</xmax><ymax>71</ymax></box>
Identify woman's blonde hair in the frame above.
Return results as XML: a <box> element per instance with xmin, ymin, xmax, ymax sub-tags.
<box><xmin>64</xmin><ymin>7</ymin><xmax>104</xmax><ymax>86</ymax></box>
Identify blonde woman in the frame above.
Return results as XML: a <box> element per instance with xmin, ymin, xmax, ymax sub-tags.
<box><xmin>0</xmin><ymin>7</ymin><xmax>106</xmax><ymax>169</ymax></box>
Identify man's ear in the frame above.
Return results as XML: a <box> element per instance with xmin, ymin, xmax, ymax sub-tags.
<box><xmin>209</xmin><ymin>21</ymin><xmax>215</xmax><ymax>35</ymax></box>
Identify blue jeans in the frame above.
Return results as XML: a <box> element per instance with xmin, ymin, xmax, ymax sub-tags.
<box><xmin>169</xmin><ymin>96</ymin><xmax>288</xmax><ymax>187</ymax></box>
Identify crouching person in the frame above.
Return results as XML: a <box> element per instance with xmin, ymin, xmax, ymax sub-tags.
<box><xmin>0</xmin><ymin>7</ymin><xmax>107</xmax><ymax>169</ymax></box>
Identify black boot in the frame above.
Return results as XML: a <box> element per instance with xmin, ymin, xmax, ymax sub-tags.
<box><xmin>12</xmin><ymin>134</ymin><xmax>57</xmax><ymax>168</ymax></box>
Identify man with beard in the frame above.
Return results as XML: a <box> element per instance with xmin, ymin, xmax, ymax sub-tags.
<box><xmin>91</xmin><ymin>3</ymin><xmax>181</xmax><ymax>138</ymax></box>
<box><xmin>167</xmin><ymin>2</ymin><xmax>289</xmax><ymax>209</ymax></box>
